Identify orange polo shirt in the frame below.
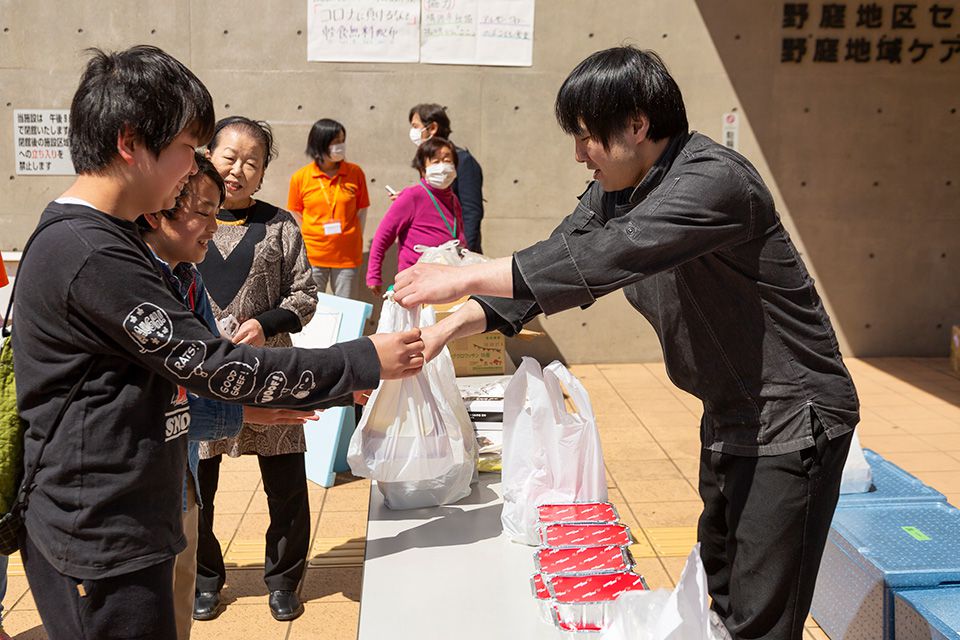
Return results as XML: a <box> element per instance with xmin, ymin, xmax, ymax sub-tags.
<box><xmin>288</xmin><ymin>161</ymin><xmax>370</xmax><ymax>269</ymax></box>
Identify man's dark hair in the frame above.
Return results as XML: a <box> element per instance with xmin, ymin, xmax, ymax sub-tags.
<box><xmin>409</xmin><ymin>103</ymin><xmax>452</xmax><ymax>140</ymax></box>
<box><xmin>208</xmin><ymin>116</ymin><xmax>276</xmax><ymax>169</ymax></box>
<box><xmin>137</xmin><ymin>151</ymin><xmax>224</xmax><ymax>232</ymax></box>
<box><xmin>305</xmin><ymin>118</ymin><xmax>346</xmax><ymax>164</ymax></box>
<box><xmin>412</xmin><ymin>137</ymin><xmax>459</xmax><ymax>174</ymax></box>
<box><xmin>70</xmin><ymin>45</ymin><xmax>214</xmax><ymax>174</ymax></box>
<box><xmin>555</xmin><ymin>47</ymin><xmax>687</xmax><ymax>147</ymax></box>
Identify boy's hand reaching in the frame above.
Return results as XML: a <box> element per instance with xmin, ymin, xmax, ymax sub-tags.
<box><xmin>369</xmin><ymin>328</ymin><xmax>424</xmax><ymax>379</ymax></box>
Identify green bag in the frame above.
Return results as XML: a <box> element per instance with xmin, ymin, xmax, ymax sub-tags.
<box><xmin>0</xmin><ymin>337</ymin><xmax>24</xmax><ymax>515</ymax></box>
<box><xmin>0</xmin><ymin>213</ymin><xmax>92</xmax><ymax>554</ymax></box>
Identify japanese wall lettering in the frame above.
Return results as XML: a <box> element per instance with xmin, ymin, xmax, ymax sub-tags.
<box><xmin>781</xmin><ymin>3</ymin><xmax>960</xmax><ymax>63</ymax></box>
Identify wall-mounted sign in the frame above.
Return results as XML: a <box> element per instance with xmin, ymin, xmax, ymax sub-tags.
<box><xmin>14</xmin><ymin>109</ymin><xmax>75</xmax><ymax>175</ymax></box>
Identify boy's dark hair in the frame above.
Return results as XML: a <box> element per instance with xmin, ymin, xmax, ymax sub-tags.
<box><xmin>137</xmin><ymin>151</ymin><xmax>224</xmax><ymax>232</ymax></box>
<box><xmin>408</xmin><ymin>103</ymin><xmax>452</xmax><ymax>140</ymax></box>
<box><xmin>305</xmin><ymin>118</ymin><xmax>346</xmax><ymax>164</ymax></box>
<box><xmin>195</xmin><ymin>152</ymin><xmax>226</xmax><ymax>205</ymax></box>
<box><xmin>70</xmin><ymin>45</ymin><xmax>214</xmax><ymax>174</ymax></box>
<box><xmin>555</xmin><ymin>47</ymin><xmax>687</xmax><ymax>147</ymax></box>
<box><xmin>412</xmin><ymin>137</ymin><xmax>459</xmax><ymax>174</ymax></box>
<box><xmin>208</xmin><ymin>116</ymin><xmax>276</xmax><ymax>168</ymax></box>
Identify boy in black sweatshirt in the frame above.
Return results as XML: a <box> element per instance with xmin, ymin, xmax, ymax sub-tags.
<box><xmin>12</xmin><ymin>45</ymin><xmax>423</xmax><ymax>640</ymax></box>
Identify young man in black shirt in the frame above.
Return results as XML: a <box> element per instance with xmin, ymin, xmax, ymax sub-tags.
<box><xmin>12</xmin><ymin>45</ymin><xmax>423</xmax><ymax>640</ymax></box>
<box><xmin>394</xmin><ymin>47</ymin><xmax>859</xmax><ymax>640</ymax></box>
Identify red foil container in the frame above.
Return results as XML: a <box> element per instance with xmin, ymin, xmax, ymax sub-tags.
<box><xmin>536</xmin><ymin>502</ymin><xmax>620</xmax><ymax>525</ymax></box>
<box><xmin>535</xmin><ymin>545</ymin><xmax>636</xmax><ymax>577</ymax></box>
<box><xmin>539</xmin><ymin>523</ymin><xmax>633</xmax><ymax>548</ymax></box>
<box><xmin>546</xmin><ymin>571</ymin><xmax>649</xmax><ymax>630</ymax></box>
<box><xmin>530</xmin><ymin>573</ymin><xmax>556</xmax><ymax>625</ymax></box>
<box><xmin>551</xmin><ymin>608</ymin><xmax>603</xmax><ymax>635</ymax></box>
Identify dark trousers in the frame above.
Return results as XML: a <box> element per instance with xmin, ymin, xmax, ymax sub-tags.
<box><xmin>21</xmin><ymin>530</ymin><xmax>176</xmax><ymax>640</ymax></box>
<box><xmin>698</xmin><ymin>422</ymin><xmax>853</xmax><ymax>640</ymax></box>
<box><xmin>195</xmin><ymin>452</ymin><xmax>311</xmax><ymax>593</ymax></box>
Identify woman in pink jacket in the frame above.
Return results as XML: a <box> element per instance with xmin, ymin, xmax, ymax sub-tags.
<box><xmin>366</xmin><ymin>138</ymin><xmax>467</xmax><ymax>294</ymax></box>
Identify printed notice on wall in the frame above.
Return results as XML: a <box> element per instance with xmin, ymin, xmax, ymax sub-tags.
<box><xmin>421</xmin><ymin>0</ymin><xmax>535</xmax><ymax>66</ymax></box>
<box><xmin>14</xmin><ymin>109</ymin><xmax>75</xmax><ymax>175</ymax></box>
<box><xmin>307</xmin><ymin>0</ymin><xmax>421</xmax><ymax>63</ymax></box>
<box><xmin>722</xmin><ymin>112</ymin><xmax>740</xmax><ymax>151</ymax></box>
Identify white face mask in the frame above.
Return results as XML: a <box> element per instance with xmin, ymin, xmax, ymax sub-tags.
<box><xmin>327</xmin><ymin>143</ymin><xmax>346</xmax><ymax>162</ymax></box>
<box><xmin>424</xmin><ymin>162</ymin><xmax>457</xmax><ymax>189</ymax></box>
<box><xmin>409</xmin><ymin>126</ymin><xmax>427</xmax><ymax>146</ymax></box>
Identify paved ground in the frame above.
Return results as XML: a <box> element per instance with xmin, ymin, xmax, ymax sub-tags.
<box><xmin>5</xmin><ymin>357</ymin><xmax>960</xmax><ymax>639</ymax></box>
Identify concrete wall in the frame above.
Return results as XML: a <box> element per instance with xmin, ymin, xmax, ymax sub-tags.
<box><xmin>1</xmin><ymin>0</ymin><xmax>957</xmax><ymax>362</ymax></box>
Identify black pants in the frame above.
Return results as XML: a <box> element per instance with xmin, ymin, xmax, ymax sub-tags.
<box><xmin>195</xmin><ymin>452</ymin><xmax>311</xmax><ymax>593</ymax></box>
<box><xmin>698</xmin><ymin>422</ymin><xmax>853</xmax><ymax>640</ymax></box>
<box><xmin>21</xmin><ymin>531</ymin><xmax>177</xmax><ymax>640</ymax></box>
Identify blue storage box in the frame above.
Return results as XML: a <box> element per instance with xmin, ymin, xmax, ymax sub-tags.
<box><xmin>895</xmin><ymin>587</ymin><xmax>960</xmax><ymax>640</ymax></box>
<box><xmin>837</xmin><ymin>449</ymin><xmax>947</xmax><ymax>509</ymax></box>
<box><xmin>811</xmin><ymin>502</ymin><xmax>960</xmax><ymax>640</ymax></box>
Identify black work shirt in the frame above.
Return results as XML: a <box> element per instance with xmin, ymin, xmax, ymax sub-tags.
<box><xmin>477</xmin><ymin>132</ymin><xmax>859</xmax><ymax>456</ymax></box>
<box><xmin>13</xmin><ymin>202</ymin><xmax>381</xmax><ymax>579</ymax></box>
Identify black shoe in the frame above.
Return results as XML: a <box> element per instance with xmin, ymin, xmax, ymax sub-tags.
<box><xmin>268</xmin><ymin>590</ymin><xmax>304</xmax><ymax>621</ymax></box>
<box><xmin>193</xmin><ymin>591</ymin><xmax>224</xmax><ymax>621</ymax></box>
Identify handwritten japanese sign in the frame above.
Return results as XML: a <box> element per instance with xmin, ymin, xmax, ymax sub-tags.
<box><xmin>308</xmin><ymin>0</ymin><xmax>421</xmax><ymax>63</ymax></box>
<box><xmin>781</xmin><ymin>2</ymin><xmax>960</xmax><ymax>63</ymax></box>
<box><xmin>421</xmin><ymin>0</ymin><xmax>535</xmax><ymax>66</ymax></box>
<box><xmin>307</xmin><ymin>0</ymin><xmax>535</xmax><ymax>66</ymax></box>
<box><xmin>13</xmin><ymin>109</ymin><xmax>75</xmax><ymax>175</ymax></box>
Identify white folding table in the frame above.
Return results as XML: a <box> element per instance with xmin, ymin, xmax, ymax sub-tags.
<box><xmin>358</xmin><ymin>474</ymin><xmax>559</xmax><ymax>639</ymax></box>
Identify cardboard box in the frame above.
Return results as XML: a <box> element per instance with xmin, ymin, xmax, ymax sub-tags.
<box><xmin>432</xmin><ymin>298</ymin><xmax>544</xmax><ymax>377</ymax></box>
<box><xmin>447</xmin><ymin>332</ymin><xmax>506</xmax><ymax>376</ymax></box>
<box><xmin>952</xmin><ymin>325</ymin><xmax>960</xmax><ymax>376</ymax></box>
<box><xmin>433</xmin><ymin>298</ymin><xmax>506</xmax><ymax>376</ymax></box>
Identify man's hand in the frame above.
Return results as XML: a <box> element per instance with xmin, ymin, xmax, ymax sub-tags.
<box><xmin>420</xmin><ymin>323</ymin><xmax>449</xmax><ymax>363</ymax></box>
<box><xmin>419</xmin><ymin>300</ymin><xmax>489</xmax><ymax>364</ymax></box>
<box><xmin>393</xmin><ymin>257</ymin><xmax>515</xmax><ymax>309</ymax></box>
<box><xmin>234</xmin><ymin>319</ymin><xmax>266</xmax><ymax>346</ymax></box>
<box><xmin>393</xmin><ymin>263</ymin><xmax>468</xmax><ymax>308</ymax></box>
<box><xmin>368</xmin><ymin>328</ymin><xmax>425</xmax><ymax>379</ymax></box>
<box><xmin>243</xmin><ymin>406</ymin><xmax>319</xmax><ymax>425</ymax></box>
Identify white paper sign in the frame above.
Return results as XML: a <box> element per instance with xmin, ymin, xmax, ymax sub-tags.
<box><xmin>13</xmin><ymin>109</ymin><xmax>75</xmax><ymax>175</ymax></box>
<box><xmin>420</xmin><ymin>0</ymin><xmax>534</xmax><ymax>66</ymax></box>
<box><xmin>721</xmin><ymin>112</ymin><xmax>739</xmax><ymax>151</ymax></box>
<box><xmin>308</xmin><ymin>0</ymin><xmax>421</xmax><ymax>63</ymax></box>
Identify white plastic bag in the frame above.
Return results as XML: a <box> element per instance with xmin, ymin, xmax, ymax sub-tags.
<box><xmin>501</xmin><ymin>357</ymin><xmax>607</xmax><ymax>545</ymax></box>
<box><xmin>347</xmin><ymin>296</ymin><xmax>477</xmax><ymax>509</ymax></box>
<box><xmin>414</xmin><ymin>239</ymin><xmax>490</xmax><ymax>267</ymax></box>
<box><xmin>839</xmin><ymin>430</ymin><xmax>873</xmax><ymax>494</ymax></box>
<box><xmin>602</xmin><ymin>544</ymin><xmax>731</xmax><ymax>640</ymax></box>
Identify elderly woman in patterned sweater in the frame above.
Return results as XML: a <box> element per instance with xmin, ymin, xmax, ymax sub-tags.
<box><xmin>194</xmin><ymin>117</ymin><xmax>318</xmax><ymax>623</ymax></box>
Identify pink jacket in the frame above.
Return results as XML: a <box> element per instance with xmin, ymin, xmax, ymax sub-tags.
<box><xmin>366</xmin><ymin>180</ymin><xmax>467</xmax><ymax>287</ymax></box>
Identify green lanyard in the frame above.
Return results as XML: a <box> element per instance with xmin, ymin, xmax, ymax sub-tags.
<box><xmin>419</xmin><ymin>182</ymin><xmax>457</xmax><ymax>239</ymax></box>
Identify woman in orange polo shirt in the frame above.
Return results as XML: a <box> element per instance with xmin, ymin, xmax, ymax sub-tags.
<box><xmin>288</xmin><ymin>119</ymin><xmax>370</xmax><ymax>298</ymax></box>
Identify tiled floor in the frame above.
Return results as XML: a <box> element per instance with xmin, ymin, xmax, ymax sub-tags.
<box><xmin>4</xmin><ymin>357</ymin><xmax>960</xmax><ymax>639</ymax></box>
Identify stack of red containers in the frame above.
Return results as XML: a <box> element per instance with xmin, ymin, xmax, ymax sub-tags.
<box><xmin>529</xmin><ymin>502</ymin><xmax>648</xmax><ymax>635</ymax></box>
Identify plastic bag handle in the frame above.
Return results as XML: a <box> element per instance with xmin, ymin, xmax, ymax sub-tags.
<box><xmin>543</xmin><ymin>361</ymin><xmax>594</xmax><ymax>419</ymax></box>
